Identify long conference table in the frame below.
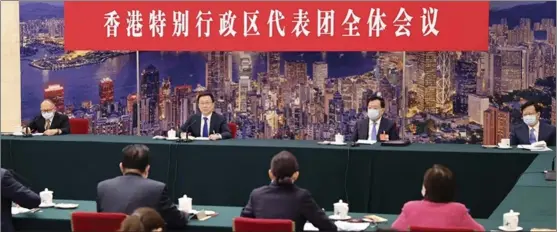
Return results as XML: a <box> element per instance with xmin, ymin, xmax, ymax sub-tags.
<box><xmin>11</xmin><ymin>197</ymin><xmax>556</xmax><ymax>231</ymax></box>
<box><xmin>1</xmin><ymin>135</ymin><xmax>555</xmax><ymax>222</ymax></box>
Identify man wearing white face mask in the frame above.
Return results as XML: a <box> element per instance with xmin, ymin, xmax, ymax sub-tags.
<box><xmin>510</xmin><ymin>101</ymin><xmax>556</xmax><ymax>146</ymax></box>
<box><xmin>351</xmin><ymin>96</ymin><xmax>399</xmax><ymax>142</ymax></box>
<box><xmin>27</xmin><ymin>99</ymin><xmax>70</xmax><ymax>136</ymax></box>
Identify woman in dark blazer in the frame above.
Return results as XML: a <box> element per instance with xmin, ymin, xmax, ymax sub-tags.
<box><xmin>240</xmin><ymin>151</ymin><xmax>337</xmax><ymax>231</ymax></box>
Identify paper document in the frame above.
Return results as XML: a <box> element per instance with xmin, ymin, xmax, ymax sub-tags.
<box><xmin>304</xmin><ymin>221</ymin><xmax>370</xmax><ymax>231</ymax></box>
<box><xmin>356</xmin><ymin>140</ymin><xmax>377</xmax><ymax>145</ymax></box>
<box><xmin>12</xmin><ymin>207</ymin><xmax>30</xmax><ymax>215</ymax></box>
<box><xmin>517</xmin><ymin>145</ymin><xmax>553</xmax><ymax>151</ymax></box>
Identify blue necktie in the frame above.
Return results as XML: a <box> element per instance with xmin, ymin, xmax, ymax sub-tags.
<box><xmin>371</xmin><ymin>122</ymin><xmax>377</xmax><ymax>141</ymax></box>
<box><xmin>202</xmin><ymin>117</ymin><xmax>209</xmax><ymax>137</ymax></box>
<box><xmin>529</xmin><ymin>128</ymin><xmax>537</xmax><ymax>144</ymax></box>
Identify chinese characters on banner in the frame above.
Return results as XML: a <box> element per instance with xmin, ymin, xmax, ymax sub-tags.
<box><xmin>64</xmin><ymin>1</ymin><xmax>489</xmax><ymax>51</ymax></box>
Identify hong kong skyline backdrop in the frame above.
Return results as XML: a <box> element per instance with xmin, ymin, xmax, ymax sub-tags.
<box><xmin>19</xmin><ymin>1</ymin><xmax>556</xmax><ymax>143</ymax></box>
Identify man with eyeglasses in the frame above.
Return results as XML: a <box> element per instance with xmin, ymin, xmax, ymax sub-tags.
<box><xmin>180</xmin><ymin>92</ymin><xmax>232</xmax><ymax>140</ymax></box>
<box><xmin>510</xmin><ymin>101</ymin><xmax>556</xmax><ymax>146</ymax></box>
<box><xmin>26</xmin><ymin>99</ymin><xmax>70</xmax><ymax>136</ymax></box>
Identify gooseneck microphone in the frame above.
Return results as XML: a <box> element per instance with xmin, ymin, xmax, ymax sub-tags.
<box><xmin>180</xmin><ymin>120</ymin><xmax>196</xmax><ymax>143</ymax></box>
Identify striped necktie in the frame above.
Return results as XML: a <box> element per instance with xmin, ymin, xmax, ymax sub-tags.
<box><xmin>45</xmin><ymin>120</ymin><xmax>51</xmax><ymax>130</ymax></box>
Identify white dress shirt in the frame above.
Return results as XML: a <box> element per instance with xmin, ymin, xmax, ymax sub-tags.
<box><xmin>200</xmin><ymin>113</ymin><xmax>212</xmax><ymax>137</ymax></box>
<box><xmin>528</xmin><ymin>122</ymin><xmax>540</xmax><ymax>142</ymax></box>
<box><xmin>368</xmin><ymin>117</ymin><xmax>382</xmax><ymax>141</ymax></box>
<box><xmin>199</xmin><ymin>113</ymin><xmax>222</xmax><ymax>139</ymax></box>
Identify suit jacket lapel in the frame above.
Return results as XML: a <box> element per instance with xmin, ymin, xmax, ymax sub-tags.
<box><xmin>538</xmin><ymin>122</ymin><xmax>547</xmax><ymax>141</ymax></box>
<box><xmin>37</xmin><ymin>116</ymin><xmax>45</xmax><ymax>129</ymax></box>
<box><xmin>51</xmin><ymin>113</ymin><xmax>59</xmax><ymax>128</ymax></box>
<box><xmin>377</xmin><ymin>118</ymin><xmax>389</xmax><ymax>136</ymax></box>
<box><xmin>520</xmin><ymin>123</ymin><xmax>529</xmax><ymax>143</ymax></box>
<box><xmin>362</xmin><ymin>119</ymin><xmax>369</xmax><ymax>140</ymax></box>
<box><xmin>196</xmin><ymin>114</ymin><xmax>203</xmax><ymax>136</ymax></box>
<box><xmin>209</xmin><ymin>114</ymin><xmax>218</xmax><ymax>134</ymax></box>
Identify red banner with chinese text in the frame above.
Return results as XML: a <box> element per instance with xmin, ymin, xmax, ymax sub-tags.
<box><xmin>64</xmin><ymin>1</ymin><xmax>489</xmax><ymax>51</ymax></box>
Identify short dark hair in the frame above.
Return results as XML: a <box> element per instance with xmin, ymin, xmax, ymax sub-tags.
<box><xmin>521</xmin><ymin>101</ymin><xmax>542</xmax><ymax>113</ymax></box>
<box><xmin>197</xmin><ymin>92</ymin><xmax>215</xmax><ymax>103</ymax></box>
<box><xmin>367</xmin><ymin>96</ymin><xmax>385</xmax><ymax>108</ymax></box>
<box><xmin>270</xmin><ymin>151</ymin><xmax>299</xmax><ymax>185</ymax></box>
<box><xmin>423</xmin><ymin>164</ymin><xmax>455</xmax><ymax>203</ymax></box>
<box><xmin>121</xmin><ymin>144</ymin><xmax>150</xmax><ymax>172</ymax></box>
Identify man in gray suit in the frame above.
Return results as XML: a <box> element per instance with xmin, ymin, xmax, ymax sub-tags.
<box><xmin>352</xmin><ymin>96</ymin><xmax>400</xmax><ymax>142</ymax></box>
<box><xmin>96</xmin><ymin>144</ymin><xmax>188</xmax><ymax>229</ymax></box>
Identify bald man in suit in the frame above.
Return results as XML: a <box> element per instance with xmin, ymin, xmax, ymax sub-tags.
<box><xmin>27</xmin><ymin>100</ymin><xmax>70</xmax><ymax>136</ymax></box>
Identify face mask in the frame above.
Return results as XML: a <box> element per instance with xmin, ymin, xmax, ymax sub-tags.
<box><xmin>421</xmin><ymin>186</ymin><xmax>426</xmax><ymax>197</ymax></box>
<box><xmin>367</xmin><ymin>109</ymin><xmax>380</xmax><ymax>121</ymax></box>
<box><xmin>42</xmin><ymin>112</ymin><xmax>54</xmax><ymax>120</ymax></box>
<box><xmin>523</xmin><ymin>115</ymin><xmax>538</xmax><ymax>126</ymax></box>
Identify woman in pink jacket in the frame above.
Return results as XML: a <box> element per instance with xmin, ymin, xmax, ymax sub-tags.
<box><xmin>391</xmin><ymin>164</ymin><xmax>484</xmax><ymax>231</ymax></box>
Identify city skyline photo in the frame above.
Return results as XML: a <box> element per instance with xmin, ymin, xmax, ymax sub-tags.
<box><xmin>19</xmin><ymin>1</ymin><xmax>556</xmax><ymax>143</ymax></box>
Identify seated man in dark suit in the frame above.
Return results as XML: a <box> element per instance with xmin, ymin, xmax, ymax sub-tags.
<box><xmin>180</xmin><ymin>92</ymin><xmax>231</xmax><ymax>140</ymax></box>
<box><xmin>241</xmin><ymin>151</ymin><xmax>337</xmax><ymax>232</ymax></box>
<box><xmin>27</xmin><ymin>99</ymin><xmax>70</xmax><ymax>136</ymax></box>
<box><xmin>1</xmin><ymin>168</ymin><xmax>41</xmax><ymax>232</ymax></box>
<box><xmin>510</xmin><ymin>101</ymin><xmax>556</xmax><ymax>146</ymax></box>
<box><xmin>352</xmin><ymin>96</ymin><xmax>400</xmax><ymax>142</ymax></box>
<box><xmin>96</xmin><ymin>144</ymin><xmax>188</xmax><ymax>229</ymax></box>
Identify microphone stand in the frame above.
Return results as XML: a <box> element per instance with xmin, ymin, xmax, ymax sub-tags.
<box><xmin>179</xmin><ymin>120</ymin><xmax>196</xmax><ymax>144</ymax></box>
<box><xmin>183</xmin><ymin>130</ymin><xmax>193</xmax><ymax>143</ymax></box>
<box><xmin>22</xmin><ymin>127</ymin><xmax>32</xmax><ymax>138</ymax></box>
<box><xmin>176</xmin><ymin>127</ymin><xmax>183</xmax><ymax>143</ymax></box>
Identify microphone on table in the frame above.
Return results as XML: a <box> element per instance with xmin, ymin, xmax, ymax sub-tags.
<box><xmin>22</xmin><ymin>126</ymin><xmax>32</xmax><ymax>138</ymax></box>
<box><xmin>180</xmin><ymin>120</ymin><xmax>197</xmax><ymax>143</ymax></box>
<box><xmin>542</xmin><ymin>156</ymin><xmax>556</xmax><ymax>181</ymax></box>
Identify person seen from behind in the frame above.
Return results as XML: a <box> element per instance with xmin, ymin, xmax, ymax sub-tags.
<box><xmin>119</xmin><ymin>207</ymin><xmax>165</xmax><ymax>232</ymax></box>
<box><xmin>391</xmin><ymin>164</ymin><xmax>484</xmax><ymax>231</ymax></box>
<box><xmin>240</xmin><ymin>150</ymin><xmax>337</xmax><ymax>231</ymax></box>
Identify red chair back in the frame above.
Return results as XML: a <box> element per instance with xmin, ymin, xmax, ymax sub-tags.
<box><xmin>70</xmin><ymin>118</ymin><xmax>89</xmax><ymax>134</ymax></box>
<box><xmin>233</xmin><ymin>217</ymin><xmax>294</xmax><ymax>232</ymax></box>
<box><xmin>410</xmin><ymin>226</ymin><xmax>475</xmax><ymax>232</ymax></box>
<box><xmin>71</xmin><ymin>212</ymin><xmax>127</xmax><ymax>232</ymax></box>
<box><xmin>228</xmin><ymin>122</ymin><xmax>238</xmax><ymax>138</ymax></box>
